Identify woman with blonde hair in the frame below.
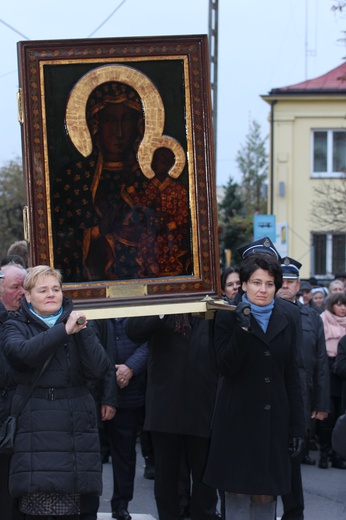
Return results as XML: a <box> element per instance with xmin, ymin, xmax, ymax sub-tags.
<box><xmin>3</xmin><ymin>265</ymin><xmax>110</xmax><ymax>520</ymax></box>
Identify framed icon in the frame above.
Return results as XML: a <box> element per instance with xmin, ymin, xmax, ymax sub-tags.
<box><xmin>18</xmin><ymin>34</ymin><xmax>220</xmax><ymax>312</ymax></box>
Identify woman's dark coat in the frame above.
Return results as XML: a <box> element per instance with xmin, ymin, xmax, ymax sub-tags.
<box><xmin>125</xmin><ymin>314</ymin><xmax>218</xmax><ymax>437</ymax></box>
<box><xmin>3</xmin><ymin>296</ymin><xmax>110</xmax><ymax>498</ymax></box>
<box><xmin>204</xmin><ymin>297</ymin><xmax>306</xmax><ymax>496</ymax></box>
<box><xmin>332</xmin><ymin>334</ymin><xmax>346</xmax><ymax>410</ymax></box>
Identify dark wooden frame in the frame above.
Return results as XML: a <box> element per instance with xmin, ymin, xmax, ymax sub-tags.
<box><xmin>18</xmin><ymin>35</ymin><xmax>220</xmax><ymax>309</ymax></box>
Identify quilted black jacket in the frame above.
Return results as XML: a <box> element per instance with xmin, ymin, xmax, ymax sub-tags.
<box><xmin>3</xmin><ymin>296</ymin><xmax>110</xmax><ymax>497</ymax></box>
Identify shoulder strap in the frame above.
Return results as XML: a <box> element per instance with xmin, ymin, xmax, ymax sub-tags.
<box><xmin>14</xmin><ymin>350</ymin><xmax>56</xmax><ymax>417</ymax></box>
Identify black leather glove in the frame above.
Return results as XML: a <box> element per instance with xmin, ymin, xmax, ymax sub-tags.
<box><xmin>235</xmin><ymin>302</ymin><xmax>251</xmax><ymax>330</ymax></box>
<box><xmin>288</xmin><ymin>436</ymin><xmax>305</xmax><ymax>458</ymax></box>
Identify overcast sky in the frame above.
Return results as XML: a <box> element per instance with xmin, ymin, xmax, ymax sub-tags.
<box><xmin>0</xmin><ymin>0</ymin><xmax>345</xmax><ymax>186</ymax></box>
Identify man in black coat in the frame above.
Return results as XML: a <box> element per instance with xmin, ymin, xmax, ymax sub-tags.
<box><xmin>126</xmin><ymin>314</ymin><xmax>220</xmax><ymax>520</ymax></box>
<box><xmin>90</xmin><ymin>318</ymin><xmax>148</xmax><ymax>520</ymax></box>
<box><xmin>80</xmin><ymin>322</ymin><xmax>118</xmax><ymax>520</ymax></box>
<box><xmin>277</xmin><ymin>256</ymin><xmax>330</xmax><ymax>520</ymax></box>
<box><xmin>0</xmin><ymin>263</ymin><xmax>26</xmax><ymax>520</ymax></box>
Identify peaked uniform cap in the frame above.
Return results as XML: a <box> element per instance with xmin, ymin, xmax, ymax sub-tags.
<box><xmin>280</xmin><ymin>256</ymin><xmax>302</xmax><ymax>279</ymax></box>
<box><xmin>237</xmin><ymin>237</ymin><xmax>280</xmax><ymax>261</ymax></box>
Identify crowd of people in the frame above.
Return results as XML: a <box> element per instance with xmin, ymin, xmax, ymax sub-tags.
<box><xmin>1</xmin><ymin>237</ymin><xmax>346</xmax><ymax>520</ymax></box>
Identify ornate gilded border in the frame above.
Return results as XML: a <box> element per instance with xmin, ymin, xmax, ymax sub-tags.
<box><xmin>18</xmin><ymin>35</ymin><xmax>219</xmax><ymax>308</ymax></box>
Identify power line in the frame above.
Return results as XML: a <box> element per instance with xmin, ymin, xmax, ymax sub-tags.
<box><xmin>0</xmin><ymin>69</ymin><xmax>17</xmax><ymax>79</ymax></box>
<box><xmin>0</xmin><ymin>18</ymin><xmax>30</xmax><ymax>40</ymax></box>
<box><xmin>0</xmin><ymin>0</ymin><xmax>128</xmax><ymax>42</ymax></box>
<box><xmin>0</xmin><ymin>1</ymin><xmax>128</xmax><ymax>80</ymax></box>
<box><xmin>87</xmin><ymin>0</ymin><xmax>128</xmax><ymax>38</ymax></box>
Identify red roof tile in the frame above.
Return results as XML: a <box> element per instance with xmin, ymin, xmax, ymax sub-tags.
<box><xmin>270</xmin><ymin>61</ymin><xmax>346</xmax><ymax>93</ymax></box>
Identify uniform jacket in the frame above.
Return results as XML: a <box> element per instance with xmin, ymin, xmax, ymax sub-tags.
<box><xmin>3</xmin><ymin>296</ymin><xmax>110</xmax><ymax>498</ymax></box>
<box><xmin>125</xmin><ymin>314</ymin><xmax>218</xmax><ymax>438</ymax></box>
<box><xmin>297</xmin><ymin>301</ymin><xmax>330</xmax><ymax>413</ymax></box>
<box><xmin>90</xmin><ymin>318</ymin><xmax>148</xmax><ymax>408</ymax></box>
<box><xmin>204</xmin><ymin>297</ymin><xmax>306</xmax><ymax>496</ymax></box>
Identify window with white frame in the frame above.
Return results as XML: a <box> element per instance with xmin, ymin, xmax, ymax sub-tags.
<box><xmin>312</xmin><ymin>130</ymin><xmax>346</xmax><ymax>177</ymax></box>
<box><xmin>312</xmin><ymin>233</ymin><xmax>346</xmax><ymax>276</ymax></box>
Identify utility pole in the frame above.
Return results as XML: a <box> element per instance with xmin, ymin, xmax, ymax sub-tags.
<box><xmin>208</xmin><ymin>0</ymin><xmax>219</xmax><ymax>171</ymax></box>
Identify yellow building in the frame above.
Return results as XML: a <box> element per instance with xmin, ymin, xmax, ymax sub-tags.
<box><xmin>262</xmin><ymin>62</ymin><xmax>346</xmax><ymax>281</ymax></box>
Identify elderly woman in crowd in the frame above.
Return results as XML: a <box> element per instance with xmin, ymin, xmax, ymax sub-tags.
<box><xmin>3</xmin><ymin>265</ymin><xmax>110</xmax><ymax>520</ymax></box>
<box><xmin>329</xmin><ymin>279</ymin><xmax>345</xmax><ymax>295</ymax></box>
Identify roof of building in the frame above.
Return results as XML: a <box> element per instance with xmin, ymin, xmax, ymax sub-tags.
<box><xmin>269</xmin><ymin>61</ymin><xmax>346</xmax><ymax>95</ymax></box>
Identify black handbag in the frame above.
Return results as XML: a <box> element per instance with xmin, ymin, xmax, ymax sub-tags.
<box><xmin>0</xmin><ymin>350</ymin><xmax>56</xmax><ymax>456</ymax></box>
<box><xmin>332</xmin><ymin>412</ymin><xmax>346</xmax><ymax>460</ymax></box>
<box><xmin>0</xmin><ymin>415</ymin><xmax>17</xmax><ymax>455</ymax></box>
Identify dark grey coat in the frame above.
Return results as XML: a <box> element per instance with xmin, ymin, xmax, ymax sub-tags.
<box><xmin>0</xmin><ymin>302</ymin><xmax>16</xmax><ymax>422</ymax></box>
<box><xmin>90</xmin><ymin>318</ymin><xmax>148</xmax><ymax>409</ymax></box>
<box><xmin>204</xmin><ymin>297</ymin><xmax>306</xmax><ymax>495</ymax></box>
<box><xmin>3</xmin><ymin>296</ymin><xmax>110</xmax><ymax>498</ymax></box>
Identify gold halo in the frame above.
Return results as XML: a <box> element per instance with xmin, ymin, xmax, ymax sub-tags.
<box><xmin>65</xmin><ymin>64</ymin><xmax>186</xmax><ymax>179</ymax></box>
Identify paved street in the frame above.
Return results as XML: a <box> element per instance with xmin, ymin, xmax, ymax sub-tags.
<box><xmin>98</xmin><ymin>443</ymin><xmax>346</xmax><ymax>519</ymax></box>
<box><xmin>99</xmin><ymin>441</ymin><xmax>157</xmax><ymax>519</ymax></box>
<box><xmin>276</xmin><ymin>449</ymin><xmax>346</xmax><ymax>519</ymax></box>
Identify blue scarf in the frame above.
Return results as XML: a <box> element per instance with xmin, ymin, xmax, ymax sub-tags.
<box><xmin>242</xmin><ymin>293</ymin><xmax>274</xmax><ymax>333</ymax></box>
<box><xmin>29</xmin><ymin>303</ymin><xmax>63</xmax><ymax>328</ymax></box>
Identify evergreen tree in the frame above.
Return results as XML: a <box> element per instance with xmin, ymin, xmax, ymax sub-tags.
<box><xmin>218</xmin><ymin>120</ymin><xmax>268</xmax><ymax>267</ymax></box>
<box><xmin>218</xmin><ymin>177</ymin><xmax>250</xmax><ymax>266</ymax></box>
<box><xmin>0</xmin><ymin>158</ymin><xmax>26</xmax><ymax>259</ymax></box>
<box><xmin>236</xmin><ymin>119</ymin><xmax>268</xmax><ymax>215</ymax></box>
<box><xmin>218</xmin><ymin>176</ymin><xmax>243</xmax><ymax>219</ymax></box>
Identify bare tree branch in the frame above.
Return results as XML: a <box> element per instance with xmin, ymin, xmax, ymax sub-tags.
<box><xmin>310</xmin><ymin>175</ymin><xmax>346</xmax><ymax>231</ymax></box>
<box><xmin>331</xmin><ymin>1</ymin><xmax>346</xmax><ymax>12</ymax></box>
